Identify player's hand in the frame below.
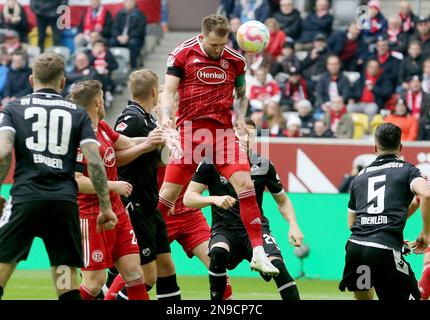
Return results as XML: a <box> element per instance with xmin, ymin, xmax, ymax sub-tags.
<box><xmin>410</xmin><ymin>232</ymin><xmax>430</xmax><ymax>254</ymax></box>
<box><xmin>212</xmin><ymin>196</ymin><xmax>236</xmax><ymax>210</ymax></box>
<box><xmin>96</xmin><ymin>208</ymin><xmax>118</xmax><ymax>233</ymax></box>
<box><xmin>0</xmin><ymin>196</ymin><xmax>6</xmax><ymax>218</ymax></box>
<box><xmin>288</xmin><ymin>223</ymin><xmax>304</xmax><ymax>247</ymax></box>
<box><xmin>111</xmin><ymin>181</ymin><xmax>133</xmax><ymax>197</ymax></box>
<box><xmin>148</xmin><ymin>127</ymin><xmax>166</xmax><ymax>147</ymax></box>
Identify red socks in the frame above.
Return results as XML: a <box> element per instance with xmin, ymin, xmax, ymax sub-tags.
<box><xmin>126</xmin><ymin>278</ymin><xmax>150</xmax><ymax>300</ymax></box>
<box><xmin>223</xmin><ymin>275</ymin><xmax>233</xmax><ymax>300</ymax></box>
<box><xmin>104</xmin><ymin>274</ymin><xmax>126</xmax><ymax>300</ymax></box>
<box><xmin>237</xmin><ymin>189</ymin><xmax>263</xmax><ymax>247</ymax></box>
<box><xmin>419</xmin><ymin>264</ymin><xmax>430</xmax><ymax>300</ymax></box>
<box><xmin>80</xmin><ymin>284</ymin><xmax>97</xmax><ymax>300</ymax></box>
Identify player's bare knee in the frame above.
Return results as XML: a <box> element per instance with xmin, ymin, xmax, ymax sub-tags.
<box><xmin>232</xmin><ymin>177</ymin><xmax>254</xmax><ymax>193</ymax></box>
<box><xmin>121</xmin><ymin>268</ymin><xmax>144</xmax><ymax>282</ymax></box>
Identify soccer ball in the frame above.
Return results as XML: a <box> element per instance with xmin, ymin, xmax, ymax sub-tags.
<box><xmin>236</xmin><ymin>20</ymin><xmax>270</xmax><ymax>53</ymax></box>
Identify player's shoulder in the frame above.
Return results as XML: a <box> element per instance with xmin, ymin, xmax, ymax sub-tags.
<box><xmin>170</xmin><ymin>36</ymin><xmax>199</xmax><ymax>57</ymax></box>
<box><xmin>222</xmin><ymin>45</ymin><xmax>246</xmax><ymax>63</ymax></box>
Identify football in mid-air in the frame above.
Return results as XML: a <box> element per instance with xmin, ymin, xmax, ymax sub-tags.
<box><xmin>236</xmin><ymin>20</ymin><xmax>270</xmax><ymax>53</ymax></box>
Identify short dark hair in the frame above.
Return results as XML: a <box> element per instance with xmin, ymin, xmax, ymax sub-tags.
<box><xmin>375</xmin><ymin>123</ymin><xmax>401</xmax><ymax>151</ymax></box>
<box><xmin>201</xmin><ymin>14</ymin><xmax>230</xmax><ymax>37</ymax></box>
<box><xmin>71</xmin><ymin>80</ymin><xmax>103</xmax><ymax>109</ymax></box>
<box><xmin>32</xmin><ymin>53</ymin><xmax>65</xmax><ymax>85</ymax></box>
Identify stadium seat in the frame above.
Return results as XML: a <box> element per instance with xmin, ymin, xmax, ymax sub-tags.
<box><xmin>111</xmin><ymin>47</ymin><xmax>131</xmax><ymax>86</ymax></box>
<box><xmin>370</xmin><ymin>114</ymin><xmax>385</xmax><ymax>135</ymax></box>
<box><xmin>352</xmin><ymin>113</ymin><xmax>369</xmax><ymax>139</ymax></box>
<box><xmin>45</xmin><ymin>46</ymin><xmax>71</xmax><ymax>64</ymax></box>
<box><xmin>27</xmin><ymin>45</ymin><xmax>41</xmax><ymax>67</ymax></box>
<box><xmin>343</xmin><ymin>71</ymin><xmax>361</xmax><ymax>85</ymax></box>
<box><xmin>29</xmin><ymin>26</ymin><xmax>53</xmax><ymax>49</ymax></box>
<box><xmin>296</xmin><ymin>51</ymin><xmax>308</xmax><ymax>61</ymax></box>
<box><xmin>332</xmin><ymin>0</ymin><xmax>360</xmax><ymax>30</ymax></box>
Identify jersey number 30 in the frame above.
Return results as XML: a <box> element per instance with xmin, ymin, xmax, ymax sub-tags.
<box><xmin>25</xmin><ymin>107</ymin><xmax>72</xmax><ymax>155</ymax></box>
<box><xmin>367</xmin><ymin>175</ymin><xmax>386</xmax><ymax>214</ymax></box>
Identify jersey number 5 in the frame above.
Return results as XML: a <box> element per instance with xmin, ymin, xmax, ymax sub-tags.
<box><xmin>367</xmin><ymin>175</ymin><xmax>386</xmax><ymax>214</ymax></box>
<box><xmin>25</xmin><ymin>107</ymin><xmax>72</xmax><ymax>155</ymax></box>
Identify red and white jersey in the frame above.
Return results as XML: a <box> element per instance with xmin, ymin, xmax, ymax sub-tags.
<box><xmin>77</xmin><ymin>120</ymin><xmax>124</xmax><ymax>218</ymax></box>
<box><xmin>167</xmin><ymin>35</ymin><xmax>247</xmax><ymax>128</ymax></box>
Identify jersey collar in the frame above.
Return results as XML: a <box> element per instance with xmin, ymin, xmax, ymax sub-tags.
<box><xmin>375</xmin><ymin>154</ymin><xmax>400</xmax><ymax>161</ymax></box>
<box><xmin>127</xmin><ymin>100</ymin><xmax>149</xmax><ymax>116</ymax></box>
<box><xmin>32</xmin><ymin>88</ymin><xmax>63</xmax><ymax>97</ymax></box>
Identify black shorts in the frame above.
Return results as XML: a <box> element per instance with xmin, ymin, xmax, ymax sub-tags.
<box><xmin>124</xmin><ymin>199</ymin><xmax>171</xmax><ymax>265</ymax></box>
<box><xmin>208</xmin><ymin>226</ymin><xmax>283</xmax><ymax>270</ymax></box>
<box><xmin>339</xmin><ymin>241</ymin><xmax>421</xmax><ymax>300</ymax></box>
<box><xmin>0</xmin><ymin>200</ymin><xmax>83</xmax><ymax>267</ymax></box>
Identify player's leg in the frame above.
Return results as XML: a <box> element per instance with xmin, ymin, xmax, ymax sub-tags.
<box><xmin>115</xmin><ymin>253</ymin><xmax>149</xmax><ymax>300</ymax></box>
<box><xmin>0</xmin><ymin>263</ymin><xmax>16</xmax><ymax>299</ymax></box>
<box><xmin>227</xmin><ymin>170</ymin><xmax>278</xmax><ymax>275</ymax></box>
<box><xmin>209</xmin><ymin>242</ymin><xmax>230</xmax><ymax>301</ymax></box>
<box><xmin>353</xmin><ymin>289</ymin><xmax>374</xmax><ymax>300</ymax></box>
<box><xmin>80</xmin><ymin>270</ymin><xmax>107</xmax><ymax>300</ymax></box>
<box><xmin>419</xmin><ymin>249</ymin><xmax>430</xmax><ymax>299</ymax></box>
<box><xmin>155</xmin><ymin>253</ymin><xmax>181</xmax><ymax>300</ymax></box>
<box><xmin>268</xmin><ymin>257</ymin><xmax>300</xmax><ymax>300</ymax></box>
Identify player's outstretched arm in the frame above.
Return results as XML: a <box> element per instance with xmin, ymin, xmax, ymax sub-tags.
<box><xmin>81</xmin><ymin>142</ymin><xmax>117</xmax><ymax>231</ymax></box>
<box><xmin>234</xmin><ymin>84</ymin><xmax>248</xmax><ymax>124</ymax></box>
<box><xmin>0</xmin><ymin>130</ymin><xmax>14</xmax><ymax>215</ymax></box>
<box><xmin>159</xmin><ymin>74</ymin><xmax>180</xmax><ymax>127</ymax></box>
<box><xmin>183</xmin><ymin>181</ymin><xmax>236</xmax><ymax>210</ymax></box>
<box><xmin>272</xmin><ymin>193</ymin><xmax>304</xmax><ymax>247</ymax></box>
<box><xmin>75</xmin><ymin>172</ymin><xmax>133</xmax><ymax>198</ymax></box>
<box><xmin>411</xmin><ymin>178</ymin><xmax>430</xmax><ymax>253</ymax></box>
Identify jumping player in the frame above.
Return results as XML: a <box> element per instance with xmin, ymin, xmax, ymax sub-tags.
<box><xmin>339</xmin><ymin>123</ymin><xmax>430</xmax><ymax>300</ymax></box>
<box><xmin>0</xmin><ymin>54</ymin><xmax>116</xmax><ymax>300</ymax></box>
<box><xmin>71</xmin><ymin>80</ymin><xmax>163</xmax><ymax>300</ymax></box>
<box><xmin>183</xmin><ymin>118</ymin><xmax>303</xmax><ymax>300</ymax></box>
<box><xmin>157</xmin><ymin>14</ymin><xmax>278</xmax><ymax>275</ymax></box>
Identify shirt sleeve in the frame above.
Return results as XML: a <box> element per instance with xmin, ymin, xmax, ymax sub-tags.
<box><xmin>191</xmin><ymin>162</ymin><xmax>212</xmax><ymax>186</ymax></box>
<box><xmin>265</xmin><ymin>161</ymin><xmax>284</xmax><ymax>195</ymax></box>
<box><xmin>347</xmin><ymin>179</ymin><xmax>356</xmax><ymax>213</ymax></box>
<box><xmin>115</xmin><ymin>113</ymin><xmax>145</xmax><ymax>138</ymax></box>
<box><xmin>78</xmin><ymin>110</ymin><xmax>98</xmax><ymax>147</ymax></box>
<box><xmin>0</xmin><ymin>104</ymin><xmax>15</xmax><ymax>133</ymax></box>
<box><xmin>101</xmin><ymin>120</ymin><xmax>120</xmax><ymax>143</ymax></box>
<box><xmin>235</xmin><ymin>57</ymin><xmax>247</xmax><ymax>78</ymax></box>
<box><xmin>409</xmin><ymin>165</ymin><xmax>425</xmax><ymax>192</ymax></box>
<box><xmin>166</xmin><ymin>46</ymin><xmax>187</xmax><ymax>78</ymax></box>
<box><xmin>75</xmin><ymin>147</ymin><xmax>87</xmax><ymax>174</ymax></box>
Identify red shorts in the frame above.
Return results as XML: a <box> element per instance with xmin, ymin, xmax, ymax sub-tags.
<box><xmin>164</xmin><ymin>210</ymin><xmax>211</xmax><ymax>258</ymax></box>
<box><xmin>164</xmin><ymin>119</ymin><xmax>250</xmax><ymax>185</ymax></box>
<box><xmin>80</xmin><ymin>213</ymin><xmax>139</xmax><ymax>271</ymax></box>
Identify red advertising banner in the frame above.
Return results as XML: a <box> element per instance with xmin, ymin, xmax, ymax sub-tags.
<box><xmin>257</xmin><ymin>138</ymin><xmax>430</xmax><ymax>193</ymax></box>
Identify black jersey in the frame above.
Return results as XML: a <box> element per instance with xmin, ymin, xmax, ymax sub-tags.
<box><xmin>348</xmin><ymin>154</ymin><xmax>424</xmax><ymax>251</ymax></box>
<box><xmin>0</xmin><ymin>89</ymin><xmax>97</xmax><ymax>204</ymax></box>
<box><xmin>115</xmin><ymin>101</ymin><xmax>159</xmax><ymax>211</ymax></box>
<box><xmin>192</xmin><ymin>154</ymin><xmax>284</xmax><ymax>231</ymax></box>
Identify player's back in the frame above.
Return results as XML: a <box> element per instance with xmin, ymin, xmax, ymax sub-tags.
<box><xmin>349</xmin><ymin>154</ymin><xmax>422</xmax><ymax>250</ymax></box>
<box><xmin>167</xmin><ymin>36</ymin><xmax>247</xmax><ymax>127</ymax></box>
<box><xmin>2</xmin><ymin>90</ymin><xmax>95</xmax><ymax>204</ymax></box>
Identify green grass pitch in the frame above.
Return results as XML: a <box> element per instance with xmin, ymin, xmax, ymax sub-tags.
<box><xmin>2</xmin><ymin>270</ymin><xmax>351</xmax><ymax>300</ymax></box>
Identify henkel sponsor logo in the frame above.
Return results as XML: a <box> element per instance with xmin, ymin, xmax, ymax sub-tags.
<box><xmin>197</xmin><ymin>66</ymin><xmax>226</xmax><ymax>84</ymax></box>
<box><xmin>104</xmin><ymin>147</ymin><xmax>116</xmax><ymax>167</ymax></box>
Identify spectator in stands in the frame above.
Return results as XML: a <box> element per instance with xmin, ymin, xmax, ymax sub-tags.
<box><xmin>110</xmin><ymin>0</ymin><xmax>147</xmax><ymax>69</ymax></box>
<box><xmin>310</xmin><ymin>119</ymin><xmax>334</xmax><ymax>138</ymax></box>
<box><xmin>338</xmin><ymin>163</ymin><xmax>364</xmax><ymax>193</ymax></box>
<box><xmin>283</xmin><ymin>115</ymin><xmax>302</xmax><ymax>137</ymax></box>
<box><xmin>328</xmin><ymin>22</ymin><xmax>366</xmax><ymax>72</ymax></box>
<box><xmin>249</xmin><ymin>67</ymin><xmax>281</xmax><ymax>115</ymax></box>
<box><xmin>386</xmin><ymin>15</ymin><xmax>409</xmax><ymax>55</ymax></box>
<box><xmin>265</xmin><ymin>18</ymin><xmax>286</xmax><ymax>61</ymax></box>
<box><xmin>227</xmin><ymin>17</ymin><xmax>241</xmax><ymax>51</ymax></box>
<box><xmin>361</xmin><ymin>0</ymin><xmax>387</xmax><ymax>46</ymax></box>
<box><xmin>398</xmin><ymin>41</ymin><xmax>424</xmax><ymax>91</ymax></box>
<box><xmin>30</xmin><ymin>0</ymin><xmax>66</xmax><ymax>52</ymax></box>
<box><xmin>75</xmin><ymin>0</ymin><xmax>114</xmax><ymax>49</ymax></box>
<box><xmin>273</xmin><ymin>0</ymin><xmax>302</xmax><ymax>41</ymax></box>
<box><xmin>300</xmin><ymin>33</ymin><xmax>331</xmax><ymax>82</ymax></box>
<box><xmin>219</xmin><ymin>0</ymin><xmax>236</xmax><ymax>19</ymax></box>
<box><xmin>0</xmin><ymin>0</ymin><xmax>29</xmax><ymax>43</ymax></box>
<box><xmin>316</xmin><ymin>55</ymin><xmax>352</xmax><ymax>112</ymax></box>
<box><xmin>2</xmin><ymin>30</ymin><xmax>25</xmax><ymax>56</ymax></box>
<box><xmin>0</xmin><ymin>49</ymin><xmax>10</xmax><ymax>100</ymax></box>
<box><xmin>233</xmin><ymin>0</ymin><xmax>271</xmax><ymax>24</ymax></box>
<box><xmin>418</xmin><ymin>108</ymin><xmax>430</xmax><ymax>140</ymax></box>
<box><xmin>384</xmin><ymin>98</ymin><xmax>418</xmax><ymax>141</ymax></box>
<box><xmin>296</xmin><ymin>99</ymin><xmax>315</xmax><ymax>137</ymax></box>
<box><xmin>370</xmin><ymin>35</ymin><xmax>401</xmax><ymax>87</ymax></box>
<box><xmin>348</xmin><ymin>59</ymin><xmax>393</xmax><ymax>119</ymax></box>
<box><xmin>2</xmin><ymin>51</ymin><xmax>31</xmax><ymax>106</ymax></box>
<box><xmin>297</xmin><ymin>0</ymin><xmax>332</xmax><ymax>49</ymax></box>
<box><xmin>410</xmin><ymin>16</ymin><xmax>430</xmax><ymax>59</ymax></box>
<box><xmin>280</xmin><ymin>66</ymin><xmax>310</xmax><ymax>111</ymax></box>
<box><xmin>398</xmin><ymin>0</ymin><xmax>418</xmax><ymax>34</ymax></box>
<box><xmin>259</xmin><ymin>101</ymin><xmax>287</xmax><ymax>137</ymax></box>
<box><xmin>402</xmin><ymin>75</ymin><xmax>430</xmax><ymax>119</ymax></box>
<box><xmin>65</xmin><ymin>52</ymin><xmax>104</xmax><ymax>94</ymax></box>
<box><xmin>323</xmin><ymin>96</ymin><xmax>354</xmax><ymax>139</ymax></box>
<box><xmin>267</xmin><ymin>0</ymin><xmax>280</xmax><ymax>16</ymax></box>
<box><xmin>270</xmin><ymin>41</ymin><xmax>300</xmax><ymax>75</ymax></box>
<box><xmin>423</xmin><ymin>58</ymin><xmax>430</xmax><ymax>94</ymax></box>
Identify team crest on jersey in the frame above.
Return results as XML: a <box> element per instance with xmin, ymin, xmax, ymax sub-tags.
<box><xmin>76</xmin><ymin>149</ymin><xmax>84</xmax><ymax>162</ymax></box>
<box><xmin>251</xmin><ymin>164</ymin><xmax>260</xmax><ymax>175</ymax></box>
<box><xmin>103</xmin><ymin>147</ymin><xmax>116</xmax><ymax>167</ymax></box>
<box><xmin>167</xmin><ymin>55</ymin><xmax>175</xmax><ymax>67</ymax></box>
<box><xmin>116</xmin><ymin>122</ymin><xmax>128</xmax><ymax>132</ymax></box>
<box><xmin>91</xmin><ymin>250</ymin><xmax>104</xmax><ymax>263</ymax></box>
<box><xmin>220</xmin><ymin>175</ymin><xmax>229</xmax><ymax>185</ymax></box>
<box><xmin>197</xmin><ymin>66</ymin><xmax>227</xmax><ymax>84</ymax></box>
<box><xmin>220</xmin><ymin>59</ymin><xmax>229</xmax><ymax>69</ymax></box>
